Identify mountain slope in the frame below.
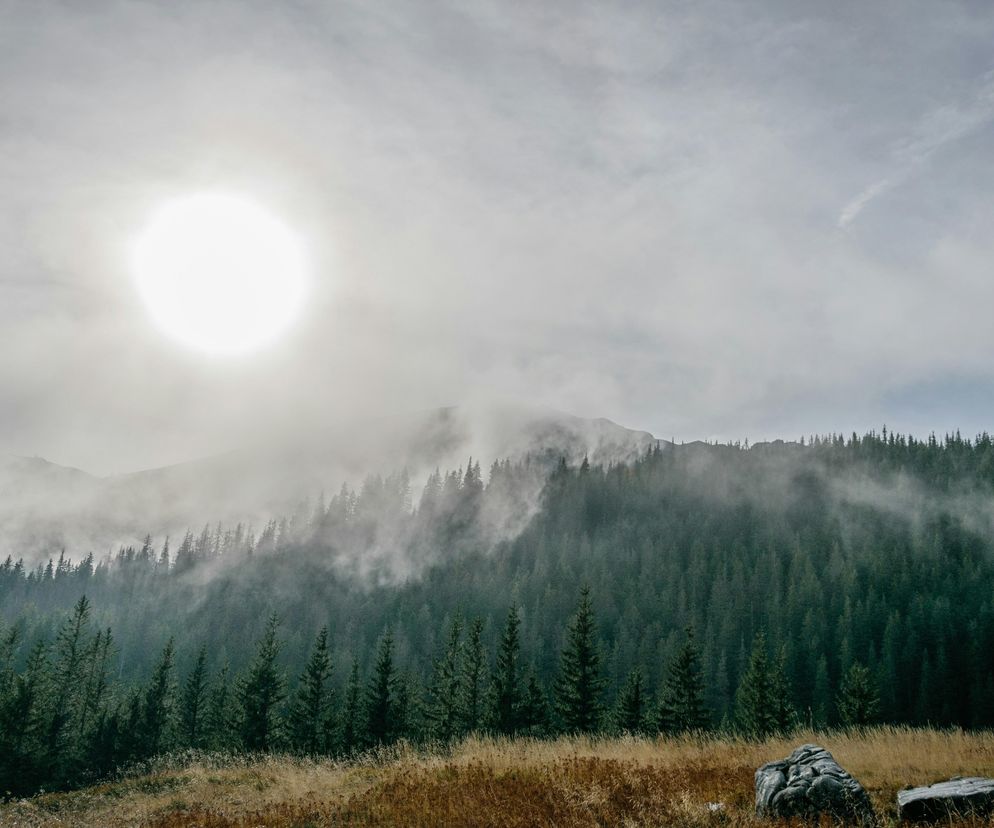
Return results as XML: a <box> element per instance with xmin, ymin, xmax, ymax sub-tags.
<box><xmin>0</xmin><ymin>405</ymin><xmax>659</xmax><ymax>563</ymax></box>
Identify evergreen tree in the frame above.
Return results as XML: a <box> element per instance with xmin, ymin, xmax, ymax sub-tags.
<box><xmin>0</xmin><ymin>640</ymin><xmax>48</xmax><ymax>794</ymax></box>
<box><xmin>769</xmin><ymin>646</ymin><xmax>796</xmax><ymax>733</ymax></box>
<box><xmin>206</xmin><ymin>664</ymin><xmax>235</xmax><ymax>751</ymax></box>
<box><xmin>0</xmin><ymin>624</ymin><xmax>20</xmax><ymax>703</ymax></box>
<box><xmin>77</xmin><ymin>628</ymin><xmax>114</xmax><ymax>746</ymax></box>
<box><xmin>157</xmin><ymin>538</ymin><xmax>170</xmax><ymax>573</ymax></box>
<box><xmin>554</xmin><ymin>586</ymin><xmax>605</xmax><ymax>733</ymax></box>
<box><xmin>288</xmin><ymin>627</ymin><xmax>334</xmax><ymax>754</ymax></box>
<box><xmin>812</xmin><ymin>655</ymin><xmax>831</xmax><ymax>728</ymax></box>
<box><xmin>238</xmin><ymin>615</ymin><xmax>286</xmax><ymax>751</ymax></box>
<box><xmin>837</xmin><ymin>662</ymin><xmax>880</xmax><ymax>728</ymax></box>
<box><xmin>712</xmin><ymin>650</ymin><xmax>732</xmax><ymax>724</ymax></box>
<box><xmin>657</xmin><ymin>627</ymin><xmax>709</xmax><ymax>733</ymax></box>
<box><xmin>426</xmin><ymin>615</ymin><xmax>464</xmax><ymax>742</ymax></box>
<box><xmin>340</xmin><ymin>658</ymin><xmax>362</xmax><ymax>755</ymax></box>
<box><xmin>392</xmin><ymin>670</ymin><xmax>420</xmax><ymax>742</ymax></box>
<box><xmin>181</xmin><ymin>645</ymin><xmax>209</xmax><ymax>749</ymax></box>
<box><xmin>86</xmin><ymin>703</ymin><xmax>123</xmax><ymax>780</ymax></box>
<box><xmin>917</xmin><ymin>650</ymin><xmax>935</xmax><ymax>724</ymax></box>
<box><xmin>735</xmin><ymin>633</ymin><xmax>773</xmax><ymax>737</ymax></box>
<box><xmin>459</xmin><ymin>617</ymin><xmax>486</xmax><ymax>734</ymax></box>
<box><xmin>614</xmin><ymin>666</ymin><xmax>647</xmax><ymax>734</ymax></box>
<box><xmin>139</xmin><ymin>638</ymin><xmax>176</xmax><ymax>758</ymax></box>
<box><xmin>489</xmin><ymin>606</ymin><xmax>523</xmax><ymax>735</ymax></box>
<box><xmin>117</xmin><ymin>689</ymin><xmax>144</xmax><ymax>762</ymax></box>
<box><xmin>45</xmin><ymin>596</ymin><xmax>92</xmax><ymax>778</ymax></box>
<box><xmin>735</xmin><ymin>633</ymin><xmax>794</xmax><ymax>737</ymax></box>
<box><xmin>365</xmin><ymin>629</ymin><xmax>397</xmax><ymax>745</ymax></box>
<box><xmin>519</xmin><ymin>671</ymin><xmax>549</xmax><ymax>736</ymax></box>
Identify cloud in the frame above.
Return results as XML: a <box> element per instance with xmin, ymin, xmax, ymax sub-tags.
<box><xmin>837</xmin><ymin>180</ymin><xmax>893</xmax><ymax>229</ymax></box>
<box><xmin>2</xmin><ymin>1</ymin><xmax>994</xmax><ymax>474</ymax></box>
<box><xmin>838</xmin><ymin>70</ymin><xmax>994</xmax><ymax>228</ymax></box>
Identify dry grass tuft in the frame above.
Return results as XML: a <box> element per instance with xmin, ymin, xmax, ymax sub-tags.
<box><xmin>2</xmin><ymin>728</ymin><xmax>994</xmax><ymax>827</ymax></box>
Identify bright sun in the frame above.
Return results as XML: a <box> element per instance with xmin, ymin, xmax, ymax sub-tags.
<box><xmin>132</xmin><ymin>193</ymin><xmax>307</xmax><ymax>355</ymax></box>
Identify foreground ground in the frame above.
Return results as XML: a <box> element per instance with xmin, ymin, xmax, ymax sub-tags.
<box><xmin>2</xmin><ymin>728</ymin><xmax>994</xmax><ymax>827</ymax></box>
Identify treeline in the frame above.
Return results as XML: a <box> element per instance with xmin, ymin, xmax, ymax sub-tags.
<box><xmin>3</xmin><ymin>429</ymin><xmax>994</xmax><ymax>779</ymax></box>
<box><xmin>0</xmin><ymin>587</ymin><xmax>881</xmax><ymax>798</ymax></box>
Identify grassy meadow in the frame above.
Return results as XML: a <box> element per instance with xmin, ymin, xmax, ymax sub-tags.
<box><xmin>2</xmin><ymin>728</ymin><xmax>994</xmax><ymax>827</ymax></box>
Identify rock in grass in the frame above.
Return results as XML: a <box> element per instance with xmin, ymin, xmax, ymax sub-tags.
<box><xmin>897</xmin><ymin>777</ymin><xmax>994</xmax><ymax>822</ymax></box>
<box><xmin>756</xmin><ymin>743</ymin><xmax>875</xmax><ymax>824</ymax></box>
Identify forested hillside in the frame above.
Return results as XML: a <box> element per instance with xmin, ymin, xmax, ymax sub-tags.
<box><xmin>3</xmin><ymin>430</ymin><xmax>994</xmax><ymax>796</ymax></box>
<box><xmin>0</xmin><ymin>406</ymin><xmax>656</xmax><ymax>564</ymax></box>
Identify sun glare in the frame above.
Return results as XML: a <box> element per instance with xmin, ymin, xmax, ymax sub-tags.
<box><xmin>132</xmin><ymin>193</ymin><xmax>307</xmax><ymax>355</ymax></box>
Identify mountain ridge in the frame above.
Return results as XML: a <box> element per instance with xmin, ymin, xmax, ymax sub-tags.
<box><xmin>0</xmin><ymin>405</ymin><xmax>660</xmax><ymax>563</ymax></box>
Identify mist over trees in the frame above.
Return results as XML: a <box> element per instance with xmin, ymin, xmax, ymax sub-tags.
<box><xmin>3</xmin><ymin>429</ymin><xmax>994</xmax><ymax>794</ymax></box>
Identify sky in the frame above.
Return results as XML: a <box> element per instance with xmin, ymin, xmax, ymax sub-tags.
<box><xmin>2</xmin><ymin>0</ymin><xmax>994</xmax><ymax>475</ymax></box>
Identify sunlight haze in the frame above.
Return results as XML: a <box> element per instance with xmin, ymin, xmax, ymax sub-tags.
<box><xmin>2</xmin><ymin>1</ymin><xmax>993</xmax><ymax>471</ymax></box>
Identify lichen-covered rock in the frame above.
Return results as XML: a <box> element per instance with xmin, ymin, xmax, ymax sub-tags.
<box><xmin>756</xmin><ymin>743</ymin><xmax>875</xmax><ymax>823</ymax></box>
<box><xmin>897</xmin><ymin>777</ymin><xmax>994</xmax><ymax>822</ymax></box>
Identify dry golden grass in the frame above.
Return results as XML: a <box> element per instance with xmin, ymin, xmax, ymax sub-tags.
<box><xmin>2</xmin><ymin>728</ymin><xmax>994</xmax><ymax>827</ymax></box>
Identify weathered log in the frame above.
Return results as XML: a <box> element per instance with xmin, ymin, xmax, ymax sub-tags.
<box><xmin>897</xmin><ymin>777</ymin><xmax>994</xmax><ymax>822</ymax></box>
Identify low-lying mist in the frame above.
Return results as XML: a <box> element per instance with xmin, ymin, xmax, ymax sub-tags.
<box><xmin>0</xmin><ymin>404</ymin><xmax>657</xmax><ymax>568</ymax></box>
<box><xmin>11</xmin><ymin>428</ymin><xmax>994</xmax><ymax>597</ymax></box>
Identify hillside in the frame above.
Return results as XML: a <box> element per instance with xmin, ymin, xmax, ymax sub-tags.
<box><xmin>5</xmin><ymin>429</ymin><xmax>994</xmax><ymax>802</ymax></box>
<box><xmin>0</xmin><ymin>405</ymin><xmax>658</xmax><ymax>564</ymax></box>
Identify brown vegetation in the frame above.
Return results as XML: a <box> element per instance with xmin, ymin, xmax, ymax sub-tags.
<box><xmin>3</xmin><ymin>728</ymin><xmax>994</xmax><ymax>827</ymax></box>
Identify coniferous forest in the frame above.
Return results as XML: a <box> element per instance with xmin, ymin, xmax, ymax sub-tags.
<box><xmin>3</xmin><ymin>430</ymin><xmax>994</xmax><ymax>797</ymax></box>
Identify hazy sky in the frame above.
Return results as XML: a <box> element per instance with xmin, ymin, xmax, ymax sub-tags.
<box><xmin>3</xmin><ymin>0</ymin><xmax>994</xmax><ymax>474</ymax></box>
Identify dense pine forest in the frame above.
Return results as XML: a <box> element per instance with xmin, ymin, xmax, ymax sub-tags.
<box><xmin>3</xmin><ymin>430</ymin><xmax>994</xmax><ymax>797</ymax></box>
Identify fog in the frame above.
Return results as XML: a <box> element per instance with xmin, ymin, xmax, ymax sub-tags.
<box><xmin>2</xmin><ymin>1</ymin><xmax>994</xmax><ymax>478</ymax></box>
<box><xmin>0</xmin><ymin>404</ymin><xmax>657</xmax><ymax>564</ymax></box>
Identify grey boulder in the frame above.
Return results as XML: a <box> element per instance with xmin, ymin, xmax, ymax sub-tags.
<box><xmin>756</xmin><ymin>743</ymin><xmax>875</xmax><ymax>824</ymax></box>
<box><xmin>897</xmin><ymin>777</ymin><xmax>994</xmax><ymax>822</ymax></box>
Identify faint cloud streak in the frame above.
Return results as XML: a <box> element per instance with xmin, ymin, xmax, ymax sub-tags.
<box><xmin>839</xmin><ymin>71</ymin><xmax>994</xmax><ymax>228</ymax></box>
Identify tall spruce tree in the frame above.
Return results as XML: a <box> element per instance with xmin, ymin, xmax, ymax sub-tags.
<box><xmin>459</xmin><ymin>617</ymin><xmax>486</xmax><ymax>734</ymax></box>
<box><xmin>181</xmin><ymin>645</ymin><xmax>209</xmax><ymax>749</ymax></box>
<box><xmin>426</xmin><ymin>615</ymin><xmax>464</xmax><ymax>742</ymax></box>
<box><xmin>0</xmin><ymin>639</ymin><xmax>48</xmax><ymax>795</ymax></box>
<box><xmin>77</xmin><ymin>628</ymin><xmax>114</xmax><ymax>745</ymax></box>
<box><xmin>86</xmin><ymin>702</ymin><xmax>123</xmax><ymax>781</ymax></box>
<box><xmin>615</xmin><ymin>666</ymin><xmax>647</xmax><ymax>734</ymax></box>
<box><xmin>139</xmin><ymin>638</ymin><xmax>176</xmax><ymax>758</ymax></box>
<box><xmin>238</xmin><ymin>614</ymin><xmax>286</xmax><ymax>751</ymax></box>
<box><xmin>735</xmin><ymin>633</ymin><xmax>794</xmax><ymax>737</ymax></box>
<box><xmin>119</xmin><ymin>689</ymin><xmax>144</xmax><ymax>762</ymax></box>
<box><xmin>365</xmin><ymin>629</ymin><xmax>397</xmax><ymax>745</ymax></box>
<box><xmin>812</xmin><ymin>655</ymin><xmax>831</xmax><ymax>728</ymax></box>
<box><xmin>0</xmin><ymin>624</ymin><xmax>20</xmax><ymax>702</ymax></box>
<box><xmin>340</xmin><ymin>657</ymin><xmax>363</xmax><ymax>755</ymax></box>
<box><xmin>657</xmin><ymin>627</ymin><xmax>709</xmax><ymax>733</ymax></box>
<box><xmin>520</xmin><ymin>671</ymin><xmax>549</xmax><ymax>736</ymax></box>
<box><xmin>289</xmin><ymin>627</ymin><xmax>334</xmax><ymax>754</ymax></box>
<box><xmin>489</xmin><ymin>605</ymin><xmax>523</xmax><ymax>735</ymax></box>
<box><xmin>837</xmin><ymin>662</ymin><xmax>880</xmax><ymax>728</ymax></box>
<box><xmin>768</xmin><ymin>645</ymin><xmax>795</xmax><ymax>733</ymax></box>
<box><xmin>206</xmin><ymin>664</ymin><xmax>235</xmax><ymax>751</ymax></box>
<box><xmin>392</xmin><ymin>670</ymin><xmax>420</xmax><ymax>742</ymax></box>
<box><xmin>45</xmin><ymin>596</ymin><xmax>92</xmax><ymax>778</ymax></box>
<box><xmin>554</xmin><ymin>586</ymin><xmax>605</xmax><ymax>733</ymax></box>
